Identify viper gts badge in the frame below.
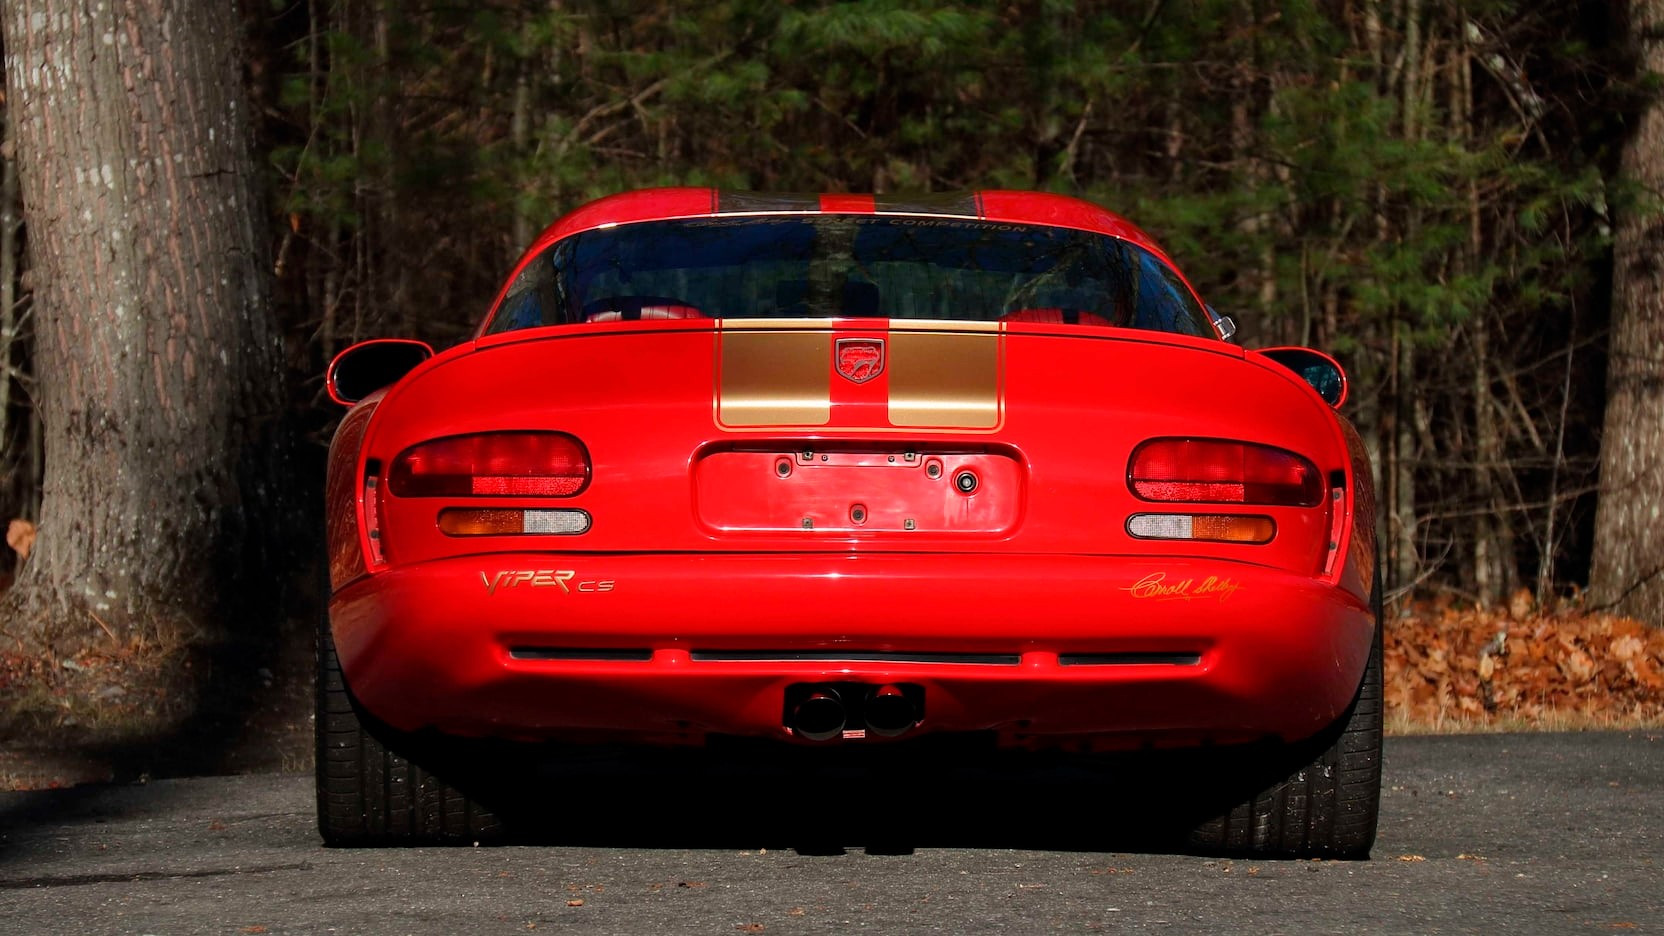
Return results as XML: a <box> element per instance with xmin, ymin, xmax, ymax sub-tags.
<box><xmin>480</xmin><ymin>570</ymin><xmax>615</xmax><ymax>594</ymax></box>
<box><xmin>835</xmin><ymin>338</ymin><xmax>885</xmax><ymax>384</ymax></box>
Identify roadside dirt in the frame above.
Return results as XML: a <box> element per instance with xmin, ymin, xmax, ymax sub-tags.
<box><xmin>0</xmin><ymin>614</ymin><xmax>313</xmax><ymax>790</ymax></box>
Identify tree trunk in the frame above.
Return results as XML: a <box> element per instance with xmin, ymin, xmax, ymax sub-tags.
<box><xmin>1</xmin><ymin>81</ymin><xmax>22</xmax><ymax>514</ymax></box>
<box><xmin>0</xmin><ymin>0</ymin><xmax>285</xmax><ymax>648</ymax></box>
<box><xmin>1591</xmin><ymin>0</ymin><xmax>1664</xmax><ymax>625</ymax></box>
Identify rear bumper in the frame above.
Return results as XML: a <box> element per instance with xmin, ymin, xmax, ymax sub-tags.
<box><xmin>330</xmin><ymin>553</ymin><xmax>1373</xmax><ymax>750</ymax></box>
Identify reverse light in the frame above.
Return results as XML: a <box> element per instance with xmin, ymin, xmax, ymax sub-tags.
<box><xmin>1129</xmin><ymin>439</ymin><xmax>1322</xmax><ymax>507</ymax></box>
<box><xmin>1127</xmin><ymin>513</ymin><xmax>1275</xmax><ymax>544</ymax></box>
<box><xmin>439</xmin><ymin>508</ymin><xmax>592</xmax><ymax>536</ymax></box>
<box><xmin>388</xmin><ymin>432</ymin><xmax>590</xmax><ymax>498</ymax></box>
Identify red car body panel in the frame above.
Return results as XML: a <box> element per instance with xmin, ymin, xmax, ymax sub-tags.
<box><xmin>329</xmin><ymin>553</ymin><xmax>1370</xmax><ymax>750</ymax></box>
<box><xmin>325</xmin><ymin>188</ymin><xmax>1378</xmax><ymax>752</ymax></box>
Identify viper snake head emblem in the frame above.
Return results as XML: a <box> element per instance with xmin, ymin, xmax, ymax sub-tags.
<box><xmin>835</xmin><ymin>338</ymin><xmax>885</xmax><ymax>384</ymax></box>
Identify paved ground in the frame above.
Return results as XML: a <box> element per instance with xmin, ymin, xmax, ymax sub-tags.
<box><xmin>0</xmin><ymin>731</ymin><xmax>1659</xmax><ymax>935</ymax></box>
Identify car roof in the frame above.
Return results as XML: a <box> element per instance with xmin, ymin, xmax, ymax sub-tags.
<box><xmin>520</xmin><ymin>187</ymin><xmax>1174</xmax><ymax>262</ymax></box>
<box><xmin>488</xmin><ymin>188</ymin><xmax>1192</xmax><ymax>327</ymax></box>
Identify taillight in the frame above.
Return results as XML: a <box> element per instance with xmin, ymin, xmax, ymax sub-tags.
<box><xmin>1129</xmin><ymin>439</ymin><xmax>1322</xmax><ymax>507</ymax></box>
<box><xmin>362</xmin><ymin>468</ymin><xmax>388</xmax><ymax>565</ymax></box>
<box><xmin>1127</xmin><ymin>513</ymin><xmax>1276</xmax><ymax>543</ymax></box>
<box><xmin>388</xmin><ymin>432</ymin><xmax>590</xmax><ymax>497</ymax></box>
<box><xmin>438</xmin><ymin>507</ymin><xmax>592</xmax><ymax>536</ymax></box>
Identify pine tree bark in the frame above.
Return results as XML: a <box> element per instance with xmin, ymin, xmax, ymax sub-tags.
<box><xmin>0</xmin><ymin>0</ymin><xmax>285</xmax><ymax>648</ymax></box>
<box><xmin>1</xmin><ymin>87</ymin><xmax>20</xmax><ymax>502</ymax></box>
<box><xmin>1592</xmin><ymin>0</ymin><xmax>1664</xmax><ymax>625</ymax></box>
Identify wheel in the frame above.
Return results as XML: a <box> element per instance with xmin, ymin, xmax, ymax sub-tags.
<box><xmin>1186</xmin><ymin>594</ymin><xmax>1384</xmax><ymax>859</ymax></box>
<box><xmin>315</xmin><ymin>605</ymin><xmax>502</xmax><ymax>846</ymax></box>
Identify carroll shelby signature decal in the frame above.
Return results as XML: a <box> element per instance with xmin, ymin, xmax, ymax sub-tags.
<box><xmin>1121</xmin><ymin>572</ymin><xmax>1241</xmax><ymax>603</ymax></box>
<box><xmin>480</xmin><ymin>570</ymin><xmax>615</xmax><ymax>595</ymax></box>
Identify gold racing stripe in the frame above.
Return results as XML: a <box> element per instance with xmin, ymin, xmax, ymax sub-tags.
<box><xmin>716</xmin><ymin>320</ymin><xmax>1003</xmax><ymax>430</ymax></box>
<box><xmin>887</xmin><ymin>329</ymin><xmax>1003</xmax><ymax>429</ymax></box>
<box><xmin>716</xmin><ymin>321</ymin><xmax>831</xmax><ymax>427</ymax></box>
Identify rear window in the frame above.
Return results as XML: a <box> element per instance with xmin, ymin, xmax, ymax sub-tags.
<box><xmin>486</xmin><ymin>216</ymin><xmax>1213</xmax><ymax>338</ymax></box>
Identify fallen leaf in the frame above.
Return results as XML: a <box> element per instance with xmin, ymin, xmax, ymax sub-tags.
<box><xmin>6</xmin><ymin>519</ymin><xmax>34</xmax><ymax>561</ymax></box>
<box><xmin>1610</xmin><ymin>635</ymin><xmax>1644</xmax><ymax>663</ymax></box>
<box><xmin>736</xmin><ymin>926</ymin><xmax>764</xmax><ymax>933</ymax></box>
<box><xmin>566</xmin><ymin>899</ymin><xmax>584</xmax><ymax>908</ymax></box>
<box><xmin>1396</xmin><ymin>854</ymin><xmax>1426</xmax><ymax>862</ymax></box>
<box><xmin>240</xmin><ymin>928</ymin><xmax>268</xmax><ymax>935</ymax></box>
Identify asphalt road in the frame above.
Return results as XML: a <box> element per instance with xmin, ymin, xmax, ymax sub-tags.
<box><xmin>0</xmin><ymin>731</ymin><xmax>1659</xmax><ymax>935</ymax></box>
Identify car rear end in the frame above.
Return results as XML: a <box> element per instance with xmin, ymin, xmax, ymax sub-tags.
<box><xmin>319</xmin><ymin>191</ymin><xmax>1382</xmax><ymax>855</ymax></box>
<box><xmin>327</xmin><ymin>316</ymin><xmax>1374</xmax><ymax>752</ymax></box>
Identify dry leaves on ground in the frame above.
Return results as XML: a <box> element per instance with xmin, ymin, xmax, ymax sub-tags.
<box><xmin>1386</xmin><ymin>591</ymin><xmax>1664</xmax><ymax>730</ymax></box>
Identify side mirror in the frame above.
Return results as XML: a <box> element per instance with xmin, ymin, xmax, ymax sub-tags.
<box><xmin>1206</xmin><ymin>306</ymin><xmax>1238</xmax><ymax>342</ymax></box>
<box><xmin>1254</xmin><ymin>346</ymin><xmax>1348</xmax><ymax>408</ymax></box>
<box><xmin>326</xmin><ymin>339</ymin><xmax>434</xmax><ymax>406</ymax></box>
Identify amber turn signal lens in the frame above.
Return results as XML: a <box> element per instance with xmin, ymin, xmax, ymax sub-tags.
<box><xmin>1127</xmin><ymin>513</ymin><xmax>1275</xmax><ymax>544</ymax></box>
<box><xmin>1190</xmin><ymin>514</ymin><xmax>1275</xmax><ymax>543</ymax></box>
<box><xmin>438</xmin><ymin>508</ymin><xmax>592</xmax><ymax>536</ymax></box>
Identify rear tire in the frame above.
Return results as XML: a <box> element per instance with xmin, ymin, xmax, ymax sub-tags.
<box><xmin>315</xmin><ymin>608</ymin><xmax>502</xmax><ymax>846</ymax></box>
<box><xmin>1186</xmin><ymin>596</ymin><xmax>1383</xmax><ymax>859</ymax></box>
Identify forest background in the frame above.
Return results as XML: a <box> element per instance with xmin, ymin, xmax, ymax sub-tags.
<box><xmin>1</xmin><ymin>0</ymin><xmax>1662</xmax><ymax>772</ymax></box>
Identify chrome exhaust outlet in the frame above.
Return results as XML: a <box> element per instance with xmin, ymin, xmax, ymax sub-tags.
<box><xmin>790</xmin><ymin>688</ymin><xmax>846</xmax><ymax>741</ymax></box>
<box><xmin>863</xmin><ymin>684</ymin><xmax>919</xmax><ymax>737</ymax></box>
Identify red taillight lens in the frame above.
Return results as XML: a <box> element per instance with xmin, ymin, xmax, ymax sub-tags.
<box><xmin>388</xmin><ymin>432</ymin><xmax>590</xmax><ymax>497</ymax></box>
<box><xmin>1129</xmin><ymin>439</ymin><xmax>1322</xmax><ymax>507</ymax></box>
<box><xmin>362</xmin><ymin>470</ymin><xmax>387</xmax><ymax>565</ymax></box>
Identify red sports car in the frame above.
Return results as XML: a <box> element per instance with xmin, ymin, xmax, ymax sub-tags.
<box><xmin>319</xmin><ymin>188</ymin><xmax>1381</xmax><ymax>856</ymax></box>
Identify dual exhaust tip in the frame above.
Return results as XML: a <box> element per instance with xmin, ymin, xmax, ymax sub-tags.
<box><xmin>790</xmin><ymin>684</ymin><xmax>919</xmax><ymax>741</ymax></box>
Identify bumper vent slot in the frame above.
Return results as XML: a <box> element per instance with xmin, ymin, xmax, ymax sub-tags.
<box><xmin>510</xmin><ymin>647</ymin><xmax>652</xmax><ymax>662</ymax></box>
<box><xmin>690</xmin><ymin>650</ymin><xmax>1021</xmax><ymax>665</ymax></box>
<box><xmin>1059</xmin><ymin>652</ymin><xmax>1202</xmax><ymax>666</ymax></box>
